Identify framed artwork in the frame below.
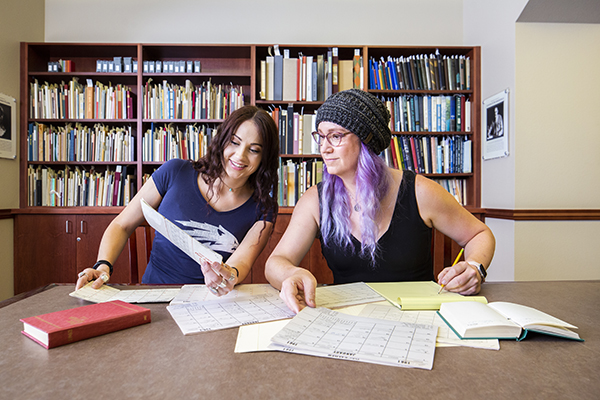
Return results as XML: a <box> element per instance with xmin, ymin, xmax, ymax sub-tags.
<box><xmin>482</xmin><ymin>89</ymin><xmax>509</xmax><ymax>160</ymax></box>
<box><xmin>0</xmin><ymin>93</ymin><xmax>17</xmax><ymax>159</ymax></box>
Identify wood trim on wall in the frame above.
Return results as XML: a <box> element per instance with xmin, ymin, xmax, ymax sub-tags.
<box><xmin>0</xmin><ymin>210</ymin><xmax>13</xmax><ymax>220</ymax></box>
<box><xmin>485</xmin><ymin>208</ymin><xmax>600</xmax><ymax>221</ymax></box>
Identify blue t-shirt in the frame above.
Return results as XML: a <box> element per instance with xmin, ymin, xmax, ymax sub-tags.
<box><xmin>142</xmin><ymin>159</ymin><xmax>271</xmax><ymax>284</ymax></box>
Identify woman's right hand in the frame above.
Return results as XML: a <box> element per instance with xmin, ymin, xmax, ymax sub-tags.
<box><xmin>75</xmin><ymin>267</ymin><xmax>110</xmax><ymax>290</ymax></box>
<box><xmin>279</xmin><ymin>269</ymin><xmax>317</xmax><ymax>314</ymax></box>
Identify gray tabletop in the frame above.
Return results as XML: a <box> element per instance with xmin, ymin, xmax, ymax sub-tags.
<box><xmin>0</xmin><ymin>281</ymin><xmax>598</xmax><ymax>400</ymax></box>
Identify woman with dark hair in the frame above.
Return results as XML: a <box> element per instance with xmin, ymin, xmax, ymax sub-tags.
<box><xmin>76</xmin><ymin>106</ymin><xmax>279</xmax><ymax>295</ymax></box>
<box><xmin>265</xmin><ymin>89</ymin><xmax>495</xmax><ymax>313</ymax></box>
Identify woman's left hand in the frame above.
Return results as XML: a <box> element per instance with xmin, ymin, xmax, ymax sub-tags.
<box><xmin>437</xmin><ymin>261</ymin><xmax>482</xmax><ymax>295</ymax></box>
<box><xmin>201</xmin><ymin>261</ymin><xmax>238</xmax><ymax>297</ymax></box>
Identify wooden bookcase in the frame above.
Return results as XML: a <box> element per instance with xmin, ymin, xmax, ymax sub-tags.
<box><xmin>15</xmin><ymin>42</ymin><xmax>481</xmax><ymax>294</ymax></box>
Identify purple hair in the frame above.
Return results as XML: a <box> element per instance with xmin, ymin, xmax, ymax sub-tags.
<box><xmin>320</xmin><ymin>142</ymin><xmax>390</xmax><ymax>266</ymax></box>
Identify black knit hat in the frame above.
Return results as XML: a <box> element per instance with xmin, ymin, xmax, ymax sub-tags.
<box><xmin>315</xmin><ymin>89</ymin><xmax>391</xmax><ymax>154</ymax></box>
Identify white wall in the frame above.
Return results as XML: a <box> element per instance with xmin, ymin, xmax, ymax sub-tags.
<box><xmin>463</xmin><ymin>0</ymin><xmax>529</xmax><ymax>281</ymax></box>
<box><xmin>46</xmin><ymin>0</ymin><xmax>464</xmax><ymax>45</ymax></box>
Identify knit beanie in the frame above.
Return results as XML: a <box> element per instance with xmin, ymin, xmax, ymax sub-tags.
<box><xmin>315</xmin><ymin>89</ymin><xmax>391</xmax><ymax>154</ymax></box>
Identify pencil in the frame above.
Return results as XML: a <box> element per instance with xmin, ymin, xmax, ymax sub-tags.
<box><xmin>437</xmin><ymin>248</ymin><xmax>464</xmax><ymax>294</ymax></box>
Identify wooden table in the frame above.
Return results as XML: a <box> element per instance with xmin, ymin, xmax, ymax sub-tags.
<box><xmin>0</xmin><ymin>281</ymin><xmax>598</xmax><ymax>399</ymax></box>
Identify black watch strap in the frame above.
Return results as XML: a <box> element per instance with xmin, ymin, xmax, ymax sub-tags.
<box><xmin>93</xmin><ymin>260</ymin><xmax>114</xmax><ymax>276</ymax></box>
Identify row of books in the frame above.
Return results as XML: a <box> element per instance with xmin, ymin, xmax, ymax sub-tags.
<box><xmin>433</xmin><ymin>178</ymin><xmax>467</xmax><ymax>206</ymax></box>
<box><xmin>47</xmin><ymin>59</ymin><xmax>74</xmax><ymax>72</ymax></box>
<box><xmin>383</xmin><ymin>135</ymin><xmax>472</xmax><ymax>175</ymax></box>
<box><xmin>142</xmin><ymin>123</ymin><xmax>216</xmax><ymax>162</ymax></box>
<box><xmin>279</xmin><ymin>158</ymin><xmax>323</xmax><ymax>207</ymax></box>
<box><xmin>260</xmin><ymin>47</ymin><xmax>364</xmax><ymax>102</ymax></box>
<box><xmin>381</xmin><ymin>94</ymin><xmax>471</xmax><ymax>133</ymax></box>
<box><xmin>27</xmin><ymin>123</ymin><xmax>135</xmax><ymax>163</ymax></box>
<box><xmin>142</xmin><ymin>79</ymin><xmax>244</xmax><ymax>120</ymax></box>
<box><xmin>369</xmin><ymin>52</ymin><xmax>470</xmax><ymax>91</ymax></box>
<box><xmin>29</xmin><ymin>78</ymin><xmax>133</xmax><ymax>120</ymax></box>
<box><xmin>96</xmin><ymin>57</ymin><xmax>135</xmax><ymax>73</ymax></box>
<box><xmin>270</xmin><ymin>105</ymin><xmax>319</xmax><ymax>155</ymax></box>
<box><xmin>142</xmin><ymin>60</ymin><xmax>201</xmax><ymax>74</ymax></box>
<box><xmin>278</xmin><ymin>158</ymin><xmax>465</xmax><ymax>206</ymax></box>
<box><xmin>27</xmin><ymin>165</ymin><xmax>136</xmax><ymax>207</ymax></box>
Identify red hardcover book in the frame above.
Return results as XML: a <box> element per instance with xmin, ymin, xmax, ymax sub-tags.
<box><xmin>20</xmin><ymin>300</ymin><xmax>151</xmax><ymax>349</ymax></box>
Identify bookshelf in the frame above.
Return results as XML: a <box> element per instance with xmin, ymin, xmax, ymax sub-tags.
<box><xmin>15</xmin><ymin>43</ymin><xmax>481</xmax><ymax>294</ymax></box>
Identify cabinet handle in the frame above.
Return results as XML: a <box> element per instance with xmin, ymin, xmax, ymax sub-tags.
<box><xmin>81</xmin><ymin>220</ymin><xmax>85</xmax><ymax>234</ymax></box>
<box><xmin>66</xmin><ymin>220</ymin><xmax>72</xmax><ymax>234</ymax></box>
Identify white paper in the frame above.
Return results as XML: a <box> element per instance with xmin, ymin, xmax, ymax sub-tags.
<box><xmin>170</xmin><ymin>283</ymin><xmax>280</xmax><ymax>305</ymax></box>
<box><xmin>70</xmin><ymin>283</ymin><xmax>180</xmax><ymax>303</ymax></box>
<box><xmin>141</xmin><ymin>198</ymin><xmax>222</xmax><ymax>265</ymax></box>
<box><xmin>358</xmin><ymin>303</ymin><xmax>499</xmax><ymax>350</ymax></box>
<box><xmin>235</xmin><ymin>319</ymin><xmax>289</xmax><ymax>353</ymax></box>
<box><xmin>269</xmin><ymin>307</ymin><xmax>437</xmax><ymax>369</ymax></box>
<box><xmin>167</xmin><ymin>293</ymin><xmax>295</xmax><ymax>335</ymax></box>
<box><xmin>315</xmin><ymin>282</ymin><xmax>385</xmax><ymax>309</ymax></box>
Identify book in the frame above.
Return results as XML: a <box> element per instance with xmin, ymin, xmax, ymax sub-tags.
<box><xmin>20</xmin><ymin>300</ymin><xmax>151</xmax><ymax>349</ymax></box>
<box><xmin>282</xmin><ymin>57</ymin><xmax>298</xmax><ymax>102</ymax></box>
<box><xmin>438</xmin><ymin>301</ymin><xmax>583</xmax><ymax>341</ymax></box>
<box><xmin>338</xmin><ymin>59</ymin><xmax>354</xmax><ymax>91</ymax></box>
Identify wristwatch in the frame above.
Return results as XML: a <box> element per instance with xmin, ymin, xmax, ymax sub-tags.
<box><xmin>467</xmin><ymin>261</ymin><xmax>487</xmax><ymax>282</ymax></box>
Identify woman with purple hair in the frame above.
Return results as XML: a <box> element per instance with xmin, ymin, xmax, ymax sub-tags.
<box><xmin>265</xmin><ymin>89</ymin><xmax>495</xmax><ymax>313</ymax></box>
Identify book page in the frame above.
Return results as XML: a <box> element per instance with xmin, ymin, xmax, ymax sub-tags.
<box><xmin>70</xmin><ymin>283</ymin><xmax>180</xmax><ymax>303</ymax></box>
<box><xmin>367</xmin><ymin>281</ymin><xmax>488</xmax><ymax>310</ymax></box>
<box><xmin>170</xmin><ymin>284</ymin><xmax>280</xmax><ymax>305</ymax></box>
<box><xmin>166</xmin><ymin>293</ymin><xmax>294</xmax><ymax>335</ymax></box>
<box><xmin>269</xmin><ymin>307</ymin><xmax>437</xmax><ymax>369</ymax></box>
<box><xmin>488</xmin><ymin>302</ymin><xmax>578</xmax><ymax>329</ymax></box>
<box><xmin>439</xmin><ymin>301</ymin><xmax>521</xmax><ymax>339</ymax></box>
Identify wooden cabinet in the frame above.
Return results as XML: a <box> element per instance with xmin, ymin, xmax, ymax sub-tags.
<box><xmin>14</xmin><ymin>213</ymin><xmax>134</xmax><ymax>293</ymax></box>
<box><xmin>16</xmin><ymin>42</ymin><xmax>482</xmax><ymax>294</ymax></box>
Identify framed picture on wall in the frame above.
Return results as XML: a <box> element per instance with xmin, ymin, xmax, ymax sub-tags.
<box><xmin>482</xmin><ymin>89</ymin><xmax>509</xmax><ymax>160</ymax></box>
<box><xmin>0</xmin><ymin>93</ymin><xmax>17</xmax><ymax>159</ymax></box>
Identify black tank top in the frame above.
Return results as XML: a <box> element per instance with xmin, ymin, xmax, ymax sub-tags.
<box><xmin>318</xmin><ymin>170</ymin><xmax>433</xmax><ymax>284</ymax></box>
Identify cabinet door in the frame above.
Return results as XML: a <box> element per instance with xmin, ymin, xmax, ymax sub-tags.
<box><xmin>14</xmin><ymin>214</ymin><xmax>76</xmax><ymax>294</ymax></box>
<box><xmin>76</xmin><ymin>214</ymin><xmax>135</xmax><ymax>284</ymax></box>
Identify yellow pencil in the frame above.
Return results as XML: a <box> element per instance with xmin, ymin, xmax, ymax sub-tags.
<box><xmin>438</xmin><ymin>248</ymin><xmax>464</xmax><ymax>294</ymax></box>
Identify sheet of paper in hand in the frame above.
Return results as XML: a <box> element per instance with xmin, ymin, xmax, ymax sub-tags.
<box><xmin>140</xmin><ymin>198</ymin><xmax>222</xmax><ymax>265</ymax></box>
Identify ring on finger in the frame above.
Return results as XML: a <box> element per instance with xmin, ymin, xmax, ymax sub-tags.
<box><xmin>227</xmin><ymin>272</ymin><xmax>236</xmax><ymax>282</ymax></box>
<box><xmin>100</xmin><ymin>274</ymin><xmax>109</xmax><ymax>283</ymax></box>
<box><xmin>209</xmin><ymin>286</ymin><xmax>218</xmax><ymax>294</ymax></box>
<box><xmin>78</xmin><ymin>271</ymin><xmax>87</xmax><ymax>278</ymax></box>
<box><xmin>217</xmin><ymin>279</ymin><xmax>227</xmax><ymax>288</ymax></box>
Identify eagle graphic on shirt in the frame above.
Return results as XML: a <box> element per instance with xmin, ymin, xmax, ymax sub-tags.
<box><xmin>176</xmin><ymin>220</ymin><xmax>239</xmax><ymax>254</ymax></box>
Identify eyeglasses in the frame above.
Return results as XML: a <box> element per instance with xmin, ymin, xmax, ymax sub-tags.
<box><xmin>311</xmin><ymin>131</ymin><xmax>351</xmax><ymax>147</ymax></box>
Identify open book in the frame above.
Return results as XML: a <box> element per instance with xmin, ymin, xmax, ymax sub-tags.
<box><xmin>438</xmin><ymin>301</ymin><xmax>582</xmax><ymax>341</ymax></box>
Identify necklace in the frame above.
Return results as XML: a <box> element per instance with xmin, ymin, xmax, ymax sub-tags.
<box><xmin>220</xmin><ymin>178</ymin><xmax>246</xmax><ymax>193</ymax></box>
<box><xmin>348</xmin><ymin>191</ymin><xmax>361</xmax><ymax>212</ymax></box>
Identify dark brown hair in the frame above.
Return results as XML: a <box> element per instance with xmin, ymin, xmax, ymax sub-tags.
<box><xmin>192</xmin><ymin>105</ymin><xmax>279</xmax><ymax>226</ymax></box>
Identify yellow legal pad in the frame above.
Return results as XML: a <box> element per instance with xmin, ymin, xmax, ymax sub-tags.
<box><xmin>366</xmin><ymin>281</ymin><xmax>488</xmax><ymax>310</ymax></box>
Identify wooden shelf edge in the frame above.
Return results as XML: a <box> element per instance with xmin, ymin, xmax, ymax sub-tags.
<box><xmin>485</xmin><ymin>208</ymin><xmax>600</xmax><ymax>221</ymax></box>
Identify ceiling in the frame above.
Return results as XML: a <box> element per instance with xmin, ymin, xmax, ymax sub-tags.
<box><xmin>517</xmin><ymin>0</ymin><xmax>600</xmax><ymax>23</ymax></box>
